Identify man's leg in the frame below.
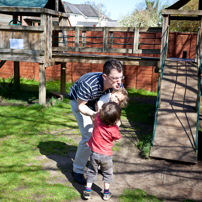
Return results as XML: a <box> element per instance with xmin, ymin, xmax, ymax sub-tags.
<box><xmin>70</xmin><ymin>100</ymin><xmax>93</xmax><ymax>184</ymax></box>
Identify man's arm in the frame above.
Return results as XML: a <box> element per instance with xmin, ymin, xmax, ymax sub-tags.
<box><xmin>77</xmin><ymin>98</ymin><xmax>97</xmax><ymax>118</ymax></box>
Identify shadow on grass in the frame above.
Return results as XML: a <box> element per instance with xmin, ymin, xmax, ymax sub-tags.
<box><xmin>37</xmin><ymin>141</ymin><xmax>102</xmax><ymax>200</ymax></box>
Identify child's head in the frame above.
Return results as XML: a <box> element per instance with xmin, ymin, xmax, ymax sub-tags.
<box><xmin>110</xmin><ymin>88</ymin><xmax>128</xmax><ymax>108</ymax></box>
<box><xmin>100</xmin><ymin>102</ymin><xmax>121</xmax><ymax>126</ymax></box>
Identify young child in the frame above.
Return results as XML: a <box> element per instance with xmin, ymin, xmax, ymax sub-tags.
<box><xmin>97</xmin><ymin>88</ymin><xmax>128</xmax><ymax>111</ymax></box>
<box><xmin>83</xmin><ymin>102</ymin><xmax>122</xmax><ymax>200</ymax></box>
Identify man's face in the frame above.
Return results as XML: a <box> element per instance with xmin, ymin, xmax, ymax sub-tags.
<box><xmin>103</xmin><ymin>69</ymin><xmax>123</xmax><ymax>90</ymax></box>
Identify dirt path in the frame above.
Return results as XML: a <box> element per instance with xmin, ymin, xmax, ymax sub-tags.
<box><xmin>39</xmin><ymin>118</ymin><xmax>202</xmax><ymax>202</ymax></box>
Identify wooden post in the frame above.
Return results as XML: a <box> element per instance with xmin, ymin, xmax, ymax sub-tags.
<box><xmin>75</xmin><ymin>27</ymin><xmax>80</xmax><ymax>52</ymax></box>
<box><xmin>82</xmin><ymin>31</ymin><xmax>86</xmax><ymax>48</ymax></box>
<box><xmin>55</xmin><ymin>0</ymin><xmax>59</xmax><ymax>11</ymax></box>
<box><xmin>133</xmin><ymin>28</ymin><xmax>139</xmax><ymax>54</ymax></box>
<box><xmin>159</xmin><ymin>15</ymin><xmax>169</xmax><ymax>108</ymax></box>
<box><xmin>14</xmin><ymin>61</ymin><xmax>20</xmax><ymax>85</ymax></box>
<box><xmin>40</xmin><ymin>14</ymin><xmax>47</xmax><ymax>62</ymax></box>
<box><xmin>160</xmin><ymin>15</ymin><xmax>169</xmax><ymax>63</ymax></box>
<box><xmin>103</xmin><ymin>27</ymin><xmax>108</xmax><ymax>52</ymax></box>
<box><xmin>48</xmin><ymin>15</ymin><xmax>52</xmax><ymax>60</ymax></box>
<box><xmin>60</xmin><ymin>62</ymin><xmax>66</xmax><ymax>95</ymax></box>
<box><xmin>39</xmin><ymin>63</ymin><xmax>46</xmax><ymax>105</ymax></box>
<box><xmin>108</xmin><ymin>32</ymin><xmax>113</xmax><ymax>49</ymax></box>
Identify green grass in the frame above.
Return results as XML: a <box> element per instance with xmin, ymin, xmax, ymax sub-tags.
<box><xmin>119</xmin><ymin>188</ymin><xmax>163</xmax><ymax>202</ymax></box>
<box><xmin>122</xmin><ymin>88</ymin><xmax>157</xmax><ymax>158</ymax></box>
<box><xmin>0</xmin><ymin>78</ymin><xmax>158</xmax><ymax>201</ymax></box>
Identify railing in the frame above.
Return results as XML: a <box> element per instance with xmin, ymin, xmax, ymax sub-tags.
<box><xmin>195</xmin><ymin>28</ymin><xmax>202</xmax><ymax>152</ymax></box>
<box><xmin>152</xmin><ymin>26</ymin><xmax>169</xmax><ymax>145</ymax></box>
<box><xmin>52</xmin><ymin>26</ymin><xmax>162</xmax><ymax>55</ymax></box>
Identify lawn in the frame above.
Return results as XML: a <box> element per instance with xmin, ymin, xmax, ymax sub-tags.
<box><xmin>0</xmin><ymin>78</ymin><xmax>172</xmax><ymax>202</ymax></box>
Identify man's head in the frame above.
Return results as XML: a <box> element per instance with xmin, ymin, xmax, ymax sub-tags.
<box><xmin>100</xmin><ymin>102</ymin><xmax>121</xmax><ymax>126</ymax></box>
<box><xmin>102</xmin><ymin>59</ymin><xmax>124</xmax><ymax>90</ymax></box>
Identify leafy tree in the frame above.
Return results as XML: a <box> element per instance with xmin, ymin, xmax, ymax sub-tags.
<box><xmin>170</xmin><ymin>0</ymin><xmax>200</xmax><ymax>32</ymax></box>
<box><xmin>118</xmin><ymin>0</ymin><xmax>165</xmax><ymax>27</ymax></box>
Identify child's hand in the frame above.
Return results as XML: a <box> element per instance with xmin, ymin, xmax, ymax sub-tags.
<box><xmin>116</xmin><ymin>120</ymin><xmax>121</xmax><ymax>127</ymax></box>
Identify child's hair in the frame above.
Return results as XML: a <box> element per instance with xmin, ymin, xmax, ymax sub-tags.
<box><xmin>100</xmin><ymin>102</ymin><xmax>121</xmax><ymax>126</ymax></box>
<box><xmin>112</xmin><ymin>88</ymin><xmax>128</xmax><ymax>108</ymax></box>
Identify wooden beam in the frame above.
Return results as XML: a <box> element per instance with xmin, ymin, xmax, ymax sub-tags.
<box><xmin>170</xmin><ymin>16</ymin><xmax>201</xmax><ymax>21</ymax></box>
<box><xmin>60</xmin><ymin>63</ymin><xmax>66</xmax><ymax>95</ymax></box>
<box><xmin>52</xmin><ymin>53</ymin><xmax>159</xmax><ymax>66</ymax></box>
<box><xmin>0</xmin><ymin>25</ymin><xmax>44</xmax><ymax>32</ymax></box>
<box><xmin>39</xmin><ymin>63</ymin><xmax>46</xmax><ymax>105</ymax></box>
<box><xmin>162</xmin><ymin>9</ymin><xmax>202</xmax><ymax>16</ymax></box>
<box><xmin>55</xmin><ymin>0</ymin><xmax>59</xmax><ymax>11</ymax></box>
<box><xmin>0</xmin><ymin>7</ymin><xmax>70</xmax><ymax>18</ymax></box>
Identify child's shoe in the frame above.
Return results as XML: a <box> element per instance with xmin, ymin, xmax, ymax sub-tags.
<box><xmin>103</xmin><ymin>192</ymin><xmax>112</xmax><ymax>200</ymax></box>
<box><xmin>83</xmin><ymin>190</ymin><xmax>91</xmax><ymax>199</ymax></box>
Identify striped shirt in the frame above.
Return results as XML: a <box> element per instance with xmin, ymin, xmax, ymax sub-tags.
<box><xmin>68</xmin><ymin>72</ymin><xmax>112</xmax><ymax>109</ymax></box>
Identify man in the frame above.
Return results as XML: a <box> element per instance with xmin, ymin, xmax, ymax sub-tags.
<box><xmin>68</xmin><ymin>58</ymin><xmax>124</xmax><ymax>185</ymax></box>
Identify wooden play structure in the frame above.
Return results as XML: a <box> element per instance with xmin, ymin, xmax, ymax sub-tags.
<box><xmin>0</xmin><ymin>0</ymin><xmax>162</xmax><ymax>105</ymax></box>
<box><xmin>0</xmin><ymin>0</ymin><xmax>202</xmax><ymax>163</ymax></box>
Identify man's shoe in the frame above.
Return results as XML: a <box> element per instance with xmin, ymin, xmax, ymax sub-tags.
<box><xmin>83</xmin><ymin>190</ymin><xmax>91</xmax><ymax>199</ymax></box>
<box><xmin>103</xmin><ymin>192</ymin><xmax>112</xmax><ymax>200</ymax></box>
<box><xmin>72</xmin><ymin>171</ymin><xmax>86</xmax><ymax>185</ymax></box>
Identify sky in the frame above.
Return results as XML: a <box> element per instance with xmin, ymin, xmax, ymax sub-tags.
<box><xmin>63</xmin><ymin>0</ymin><xmax>176</xmax><ymax>20</ymax></box>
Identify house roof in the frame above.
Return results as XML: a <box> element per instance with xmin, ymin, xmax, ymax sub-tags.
<box><xmin>63</xmin><ymin>2</ymin><xmax>98</xmax><ymax>17</ymax></box>
<box><xmin>0</xmin><ymin>0</ymin><xmax>65</xmax><ymax>12</ymax></box>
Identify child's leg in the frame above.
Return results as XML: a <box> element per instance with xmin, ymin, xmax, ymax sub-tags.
<box><xmin>100</xmin><ymin>156</ymin><xmax>113</xmax><ymax>200</ymax></box>
<box><xmin>83</xmin><ymin>151</ymin><xmax>99</xmax><ymax>199</ymax></box>
<box><xmin>104</xmin><ymin>182</ymin><xmax>110</xmax><ymax>190</ymax></box>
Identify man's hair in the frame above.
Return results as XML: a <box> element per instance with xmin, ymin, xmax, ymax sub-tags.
<box><xmin>100</xmin><ymin>102</ymin><xmax>121</xmax><ymax>126</ymax></box>
<box><xmin>103</xmin><ymin>59</ymin><xmax>123</xmax><ymax>75</ymax></box>
<box><xmin>112</xmin><ymin>88</ymin><xmax>128</xmax><ymax>108</ymax></box>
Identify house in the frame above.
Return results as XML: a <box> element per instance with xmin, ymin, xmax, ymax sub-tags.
<box><xmin>63</xmin><ymin>2</ymin><xmax>117</xmax><ymax>27</ymax></box>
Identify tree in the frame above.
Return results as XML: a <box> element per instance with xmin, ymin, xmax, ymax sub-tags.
<box><xmin>170</xmin><ymin>0</ymin><xmax>200</xmax><ymax>32</ymax></box>
<box><xmin>118</xmin><ymin>0</ymin><xmax>165</xmax><ymax>27</ymax></box>
<box><xmin>84</xmin><ymin>1</ymin><xmax>110</xmax><ymax>26</ymax></box>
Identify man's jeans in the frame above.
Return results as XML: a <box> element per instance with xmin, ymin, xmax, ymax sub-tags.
<box><xmin>70</xmin><ymin>100</ymin><xmax>93</xmax><ymax>174</ymax></box>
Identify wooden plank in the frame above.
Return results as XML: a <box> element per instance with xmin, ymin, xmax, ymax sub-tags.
<box><xmin>162</xmin><ymin>9</ymin><xmax>202</xmax><ymax>16</ymax></box>
<box><xmin>0</xmin><ymin>7</ymin><xmax>70</xmax><ymax>18</ymax></box>
<box><xmin>150</xmin><ymin>60</ymin><xmax>198</xmax><ymax>163</ymax></box>
<box><xmin>0</xmin><ymin>54</ymin><xmax>45</xmax><ymax>63</ymax></box>
<box><xmin>0</xmin><ymin>49</ymin><xmax>44</xmax><ymax>55</ymax></box>
<box><xmin>52</xmin><ymin>52</ymin><xmax>159</xmax><ymax>66</ymax></box>
<box><xmin>0</xmin><ymin>25</ymin><xmax>44</xmax><ymax>32</ymax></box>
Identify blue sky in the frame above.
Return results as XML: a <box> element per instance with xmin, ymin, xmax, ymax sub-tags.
<box><xmin>63</xmin><ymin>0</ymin><xmax>175</xmax><ymax>20</ymax></box>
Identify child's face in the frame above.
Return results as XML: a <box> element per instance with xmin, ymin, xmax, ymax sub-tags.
<box><xmin>110</xmin><ymin>92</ymin><xmax>124</xmax><ymax>104</ymax></box>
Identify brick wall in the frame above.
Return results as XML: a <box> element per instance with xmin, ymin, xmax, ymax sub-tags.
<box><xmin>0</xmin><ymin>32</ymin><xmax>197</xmax><ymax>92</ymax></box>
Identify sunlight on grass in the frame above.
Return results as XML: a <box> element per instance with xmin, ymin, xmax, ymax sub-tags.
<box><xmin>119</xmin><ymin>189</ymin><xmax>163</xmax><ymax>202</ymax></box>
<box><xmin>0</xmin><ymin>80</ymin><xmax>158</xmax><ymax>201</ymax></box>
